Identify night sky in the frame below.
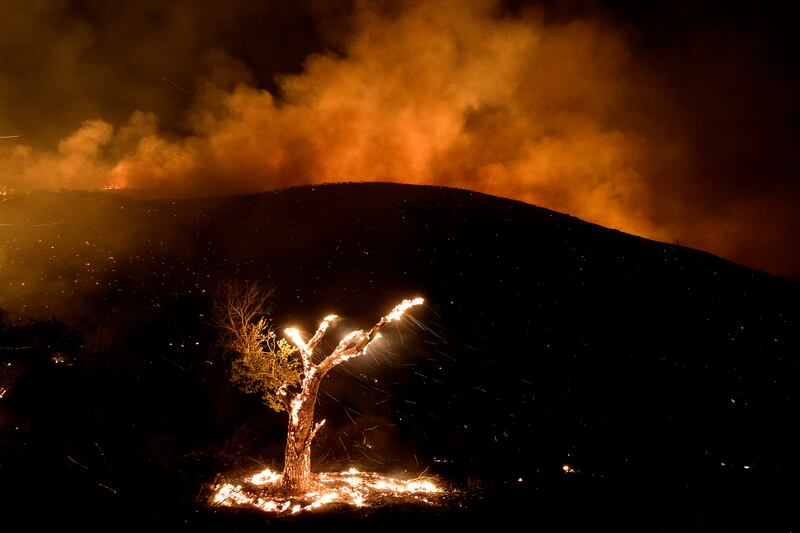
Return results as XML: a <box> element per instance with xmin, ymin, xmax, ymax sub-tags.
<box><xmin>1</xmin><ymin>0</ymin><xmax>799</xmax><ymax>278</ymax></box>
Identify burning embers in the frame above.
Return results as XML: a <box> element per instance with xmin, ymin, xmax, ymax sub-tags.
<box><xmin>211</xmin><ymin>467</ymin><xmax>444</xmax><ymax>514</ymax></box>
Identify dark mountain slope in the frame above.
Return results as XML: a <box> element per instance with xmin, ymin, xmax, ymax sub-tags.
<box><xmin>0</xmin><ymin>183</ymin><xmax>797</xmax><ymax>529</ymax></box>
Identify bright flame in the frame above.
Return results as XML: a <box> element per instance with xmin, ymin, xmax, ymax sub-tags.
<box><xmin>211</xmin><ymin>467</ymin><xmax>444</xmax><ymax>514</ymax></box>
<box><xmin>339</xmin><ymin>330</ymin><xmax>365</xmax><ymax>346</ymax></box>
<box><xmin>364</xmin><ymin>332</ymin><xmax>382</xmax><ymax>354</ymax></box>
<box><xmin>250</xmin><ymin>468</ymin><xmax>281</xmax><ymax>485</ymax></box>
<box><xmin>386</xmin><ymin>298</ymin><xmax>424</xmax><ymax>322</ymax></box>
<box><xmin>284</xmin><ymin>327</ymin><xmax>308</xmax><ymax>353</ymax></box>
<box><xmin>289</xmin><ymin>395</ymin><xmax>303</xmax><ymax>426</ymax></box>
<box><xmin>50</xmin><ymin>353</ymin><xmax>68</xmax><ymax>365</ymax></box>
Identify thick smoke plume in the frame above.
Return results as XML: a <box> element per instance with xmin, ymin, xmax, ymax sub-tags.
<box><xmin>1</xmin><ymin>0</ymin><xmax>798</xmax><ymax>277</ymax></box>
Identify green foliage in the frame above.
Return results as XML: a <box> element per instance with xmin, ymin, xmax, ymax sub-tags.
<box><xmin>214</xmin><ymin>282</ymin><xmax>301</xmax><ymax>412</ymax></box>
<box><xmin>230</xmin><ymin>326</ymin><xmax>301</xmax><ymax>412</ymax></box>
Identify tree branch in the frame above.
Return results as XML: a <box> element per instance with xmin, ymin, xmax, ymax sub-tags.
<box><xmin>285</xmin><ymin>315</ymin><xmax>337</xmax><ymax>372</ymax></box>
<box><xmin>306</xmin><ymin>315</ymin><xmax>338</xmax><ymax>352</ymax></box>
<box><xmin>309</xmin><ymin>419</ymin><xmax>326</xmax><ymax>442</ymax></box>
<box><xmin>317</xmin><ymin>297</ymin><xmax>424</xmax><ymax>376</ymax></box>
<box><xmin>284</xmin><ymin>327</ymin><xmax>312</xmax><ymax>372</ymax></box>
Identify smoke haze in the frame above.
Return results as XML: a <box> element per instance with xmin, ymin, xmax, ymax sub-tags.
<box><xmin>1</xmin><ymin>0</ymin><xmax>798</xmax><ymax>277</ymax></box>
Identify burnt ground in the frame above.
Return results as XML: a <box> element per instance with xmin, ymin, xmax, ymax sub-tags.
<box><xmin>0</xmin><ymin>183</ymin><xmax>798</xmax><ymax>530</ymax></box>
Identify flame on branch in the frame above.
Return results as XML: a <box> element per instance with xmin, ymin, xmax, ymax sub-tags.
<box><xmin>283</xmin><ymin>313</ymin><xmax>338</xmax><ymax>372</ymax></box>
<box><xmin>285</xmin><ymin>298</ymin><xmax>424</xmax><ymax>378</ymax></box>
<box><xmin>385</xmin><ymin>297</ymin><xmax>426</xmax><ymax>322</ymax></box>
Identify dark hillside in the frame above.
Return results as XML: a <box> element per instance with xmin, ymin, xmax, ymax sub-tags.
<box><xmin>0</xmin><ymin>183</ymin><xmax>797</xmax><ymax>529</ymax></box>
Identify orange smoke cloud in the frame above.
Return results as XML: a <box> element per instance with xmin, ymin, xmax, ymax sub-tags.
<box><xmin>1</xmin><ymin>0</ymin><xmax>798</xmax><ymax>277</ymax></box>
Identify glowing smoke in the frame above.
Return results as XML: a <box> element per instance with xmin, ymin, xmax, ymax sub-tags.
<box><xmin>0</xmin><ymin>0</ymin><xmax>798</xmax><ymax>276</ymax></box>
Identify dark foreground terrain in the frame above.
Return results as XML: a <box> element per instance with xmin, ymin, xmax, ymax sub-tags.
<box><xmin>1</xmin><ymin>183</ymin><xmax>798</xmax><ymax>530</ymax></box>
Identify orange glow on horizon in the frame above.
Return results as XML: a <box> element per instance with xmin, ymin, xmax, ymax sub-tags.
<box><xmin>0</xmin><ymin>0</ymin><xmax>796</xmax><ymax>277</ymax></box>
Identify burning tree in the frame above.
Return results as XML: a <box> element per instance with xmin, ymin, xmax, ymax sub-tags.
<box><xmin>215</xmin><ymin>283</ymin><xmax>423</xmax><ymax>494</ymax></box>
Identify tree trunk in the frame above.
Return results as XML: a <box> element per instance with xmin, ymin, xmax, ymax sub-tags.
<box><xmin>282</xmin><ymin>420</ymin><xmax>312</xmax><ymax>493</ymax></box>
<box><xmin>278</xmin><ymin>297</ymin><xmax>423</xmax><ymax>494</ymax></box>
<box><xmin>281</xmin><ymin>373</ymin><xmax>322</xmax><ymax>493</ymax></box>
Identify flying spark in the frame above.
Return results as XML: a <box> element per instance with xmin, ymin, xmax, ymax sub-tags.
<box><xmin>161</xmin><ymin>76</ymin><xmax>190</xmax><ymax>94</ymax></box>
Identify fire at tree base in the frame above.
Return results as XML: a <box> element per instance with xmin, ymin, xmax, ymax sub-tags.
<box><xmin>210</xmin><ymin>467</ymin><xmax>446</xmax><ymax>514</ymax></box>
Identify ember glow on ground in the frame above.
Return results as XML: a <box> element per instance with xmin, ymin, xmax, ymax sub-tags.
<box><xmin>211</xmin><ymin>467</ymin><xmax>444</xmax><ymax>514</ymax></box>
